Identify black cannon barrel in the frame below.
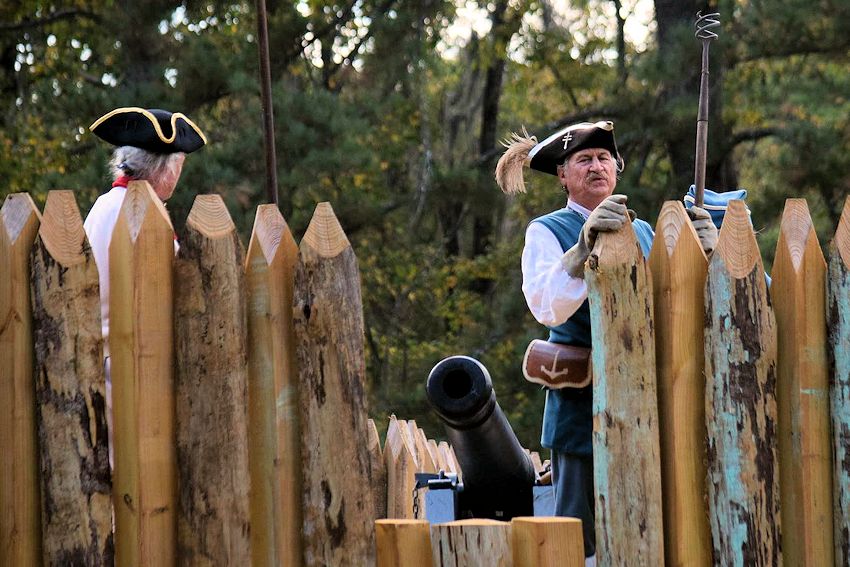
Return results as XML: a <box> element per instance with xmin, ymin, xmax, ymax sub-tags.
<box><xmin>426</xmin><ymin>355</ymin><xmax>535</xmax><ymax>520</ymax></box>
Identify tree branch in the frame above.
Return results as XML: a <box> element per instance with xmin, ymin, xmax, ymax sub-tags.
<box><xmin>0</xmin><ymin>9</ymin><xmax>100</xmax><ymax>32</ymax></box>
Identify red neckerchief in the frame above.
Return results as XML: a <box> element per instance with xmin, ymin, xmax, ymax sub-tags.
<box><xmin>112</xmin><ymin>175</ymin><xmax>134</xmax><ymax>188</ymax></box>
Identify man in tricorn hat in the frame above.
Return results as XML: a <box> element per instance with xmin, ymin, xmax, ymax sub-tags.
<box><xmin>84</xmin><ymin>107</ymin><xmax>207</xmax><ymax>464</ymax></box>
<box><xmin>496</xmin><ymin>121</ymin><xmax>717</xmax><ymax>563</ymax></box>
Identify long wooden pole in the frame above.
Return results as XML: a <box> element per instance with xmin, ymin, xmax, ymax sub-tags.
<box><xmin>649</xmin><ymin>201</ymin><xmax>711</xmax><ymax>566</ymax></box>
<box><xmin>110</xmin><ymin>181</ymin><xmax>177</xmax><ymax>566</ymax></box>
<box><xmin>586</xmin><ymin>219</ymin><xmax>664</xmax><ymax>566</ymax></box>
<box><xmin>255</xmin><ymin>0</ymin><xmax>279</xmax><ymax>207</ymax></box>
<box><xmin>293</xmin><ymin>202</ymin><xmax>376</xmax><ymax>566</ymax></box>
<box><xmin>827</xmin><ymin>196</ymin><xmax>850</xmax><ymax>566</ymax></box>
<box><xmin>0</xmin><ymin>193</ymin><xmax>42</xmax><ymax>567</ymax></box>
<box><xmin>30</xmin><ymin>191</ymin><xmax>112</xmax><ymax>565</ymax></box>
<box><xmin>704</xmin><ymin>200</ymin><xmax>781</xmax><ymax>566</ymax></box>
<box><xmin>771</xmin><ymin>198</ymin><xmax>834</xmax><ymax>566</ymax></box>
<box><xmin>245</xmin><ymin>203</ymin><xmax>300</xmax><ymax>566</ymax></box>
<box><xmin>174</xmin><ymin>195</ymin><xmax>251</xmax><ymax>564</ymax></box>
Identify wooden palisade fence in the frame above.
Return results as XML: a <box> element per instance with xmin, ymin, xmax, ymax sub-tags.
<box><xmin>3</xmin><ymin>190</ymin><xmax>850</xmax><ymax>566</ymax></box>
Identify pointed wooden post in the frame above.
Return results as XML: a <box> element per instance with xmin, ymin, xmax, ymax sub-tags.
<box><xmin>511</xmin><ymin>517</ymin><xmax>584</xmax><ymax>567</ymax></box>
<box><xmin>430</xmin><ymin>519</ymin><xmax>512</xmax><ymax>567</ymax></box>
<box><xmin>585</xmin><ymin>219</ymin><xmax>664</xmax><ymax>566</ymax></box>
<box><xmin>293</xmin><ymin>202</ymin><xmax>376</xmax><ymax>566</ymax></box>
<box><xmin>368</xmin><ymin>418</ymin><xmax>388</xmax><ymax>519</ymax></box>
<box><xmin>245</xmin><ymin>203</ymin><xmax>300</xmax><ymax>567</ymax></box>
<box><xmin>30</xmin><ymin>191</ymin><xmax>112</xmax><ymax>565</ymax></box>
<box><xmin>772</xmin><ymin>198</ymin><xmax>834</xmax><ymax>566</ymax></box>
<box><xmin>705</xmin><ymin>200</ymin><xmax>780</xmax><ymax>566</ymax></box>
<box><xmin>409</xmin><ymin>420</ymin><xmax>436</xmax><ymax>473</ymax></box>
<box><xmin>827</xmin><ymin>196</ymin><xmax>850</xmax><ymax>566</ymax></box>
<box><xmin>0</xmin><ymin>193</ymin><xmax>41</xmax><ymax>567</ymax></box>
<box><xmin>109</xmin><ymin>181</ymin><xmax>177</xmax><ymax>566</ymax></box>
<box><xmin>174</xmin><ymin>194</ymin><xmax>251</xmax><ymax>564</ymax></box>
<box><xmin>648</xmin><ymin>201</ymin><xmax>712</xmax><ymax>566</ymax></box>
<box><xmin>386</xmin><ymin>416</ymin><xmax>417</xmax><ymax>519</ymax></box>
<box><xmin>376</xmin><ymin>519</ymin><xmax>433</xmax><ymax>567</ymax></box>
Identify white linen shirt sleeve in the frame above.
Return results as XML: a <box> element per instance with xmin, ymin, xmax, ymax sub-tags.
<box><xmin>521</xmin><ymin>222</ymin><xmax>588</xmax><ymax>327</ymax></box>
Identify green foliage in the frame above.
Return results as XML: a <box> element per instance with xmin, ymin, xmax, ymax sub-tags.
<box><xmin>1</xmin><ymin>0</ymin><xmax>848</xmax><ymax>450</ymax></box>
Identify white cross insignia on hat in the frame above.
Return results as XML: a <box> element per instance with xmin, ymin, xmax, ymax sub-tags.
<box><xmin>562</xmin><ymin>132</ymin><xmax>573</xmax><ymax>149</ymax></box>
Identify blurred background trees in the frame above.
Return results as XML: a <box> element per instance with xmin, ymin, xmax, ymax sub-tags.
<box><xmin>2</xmin><ymin>0</ymin><xmax>848</xmax><ymax>448</ymax></box>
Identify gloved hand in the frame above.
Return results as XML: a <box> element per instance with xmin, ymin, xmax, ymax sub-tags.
<box><xmin>687</xmin><ymin>205</ymin><xmax>718</xmax><ymax>254</ymax></box>
<box><xmin>560</xmin><ymin>194</ymin><xmax>631</xmax><ymax>278</ymax></box>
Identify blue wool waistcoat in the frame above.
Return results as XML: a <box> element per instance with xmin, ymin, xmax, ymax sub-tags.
<box><xmin>532</xmin><ymin>207</ymin><xmax>654</xmax><ymax>455</ymax></box>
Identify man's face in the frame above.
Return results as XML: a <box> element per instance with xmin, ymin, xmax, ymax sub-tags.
<box><xmin>557</xmin><ymin>148</ymin><xmax>618</xmax><ymax>210</ymax></box>
<box><xmin>152</xmin><ymin>153</ymin><xmax>186</xmax><ymax>202</ymax></box>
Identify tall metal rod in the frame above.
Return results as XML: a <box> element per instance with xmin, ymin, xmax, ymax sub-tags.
<box><xmin>255</xmin><ymin>0</ymin><xmax>278</xmax><ymax>207</ymax></box>
<box><xmin>693</xmin><ymin>11</ymin><xmax>720</xmax><ymax>208</ymax></box>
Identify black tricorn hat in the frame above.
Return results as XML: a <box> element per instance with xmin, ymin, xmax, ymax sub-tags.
<box><xmin>495</xmin><ymin>121</ymin><xmax>621</xmax><ymax>194</ymax></box>
<box><xmin>90</xmin><ymin>107</ymin><xmax>207</xmax><ymax>154</ymax></box>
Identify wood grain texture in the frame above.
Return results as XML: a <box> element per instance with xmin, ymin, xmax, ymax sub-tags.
<box><xmin>30</xmin><ymin>191</ymin><xmax>112</xmax><ymax>565</ymax></box>
<box><xmin>368</xmin><ymin>418</ymin><xmax>388</xmax><ymax>519</ymax></box>
<box><xmin>430</xmin><ymin>519</ymin><xmax>512</xmax><ymax>567</ymax></box>
<box><xmin>376</xmin><ymin>519</ymin><xmax>432</xmax><ymax>567</ymax></box>
<box><xmin>109</xmin><ymin>181</ymin><xmax>177</xmax><ymax>566</ymax></box>
<box><xmin>705</xmin><ymin>200</ymin><xmax>780</xmax><ymax>567</ymax></box>
<box><xmin>245</xmin><ymin>204</ymin><xmax>300</xmax><ymax>567</ymax></box>
<box><xmin>294</xmin><ymin>202</ymin><xmax>376</xmax><ymax>566</ymax></box>
<box><xmin>771</xmin><ymin>198</ymin><xmax>833</xmax><ymax>566</ymax></box>
<box><xmin>827</xmin><ymin>196</ymin><xmax>850</xmax><ymax>566</ymax></box>
<box><xmin>0</xmin><ymin>193</ymin><xmax>41</xmax><ymax>567</ymax></box>
<box><xmin>385</xmin><ymin>416</ymin><xmax>416</xmax><ymax>519</ymax></box>
<box><xmin>648</xmin><ymin>201</ymin><xmax>712</xmax><ymax>567</ymax></box>
<box><xmin>586</xmin><ymin>219</ymin><xmax>664</xmax><ymax>567</ymax></box>
<box><xmin>511</xmin><ymin>517</ymin><xmax>584</xmax><ymax>567</ymax></box>
<box><xmin>174</xmin><ymin>194</ymin><xmax>251</xmax><ymax>565</ymax></box>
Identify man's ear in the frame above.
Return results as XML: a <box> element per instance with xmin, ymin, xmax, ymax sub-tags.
<box><xmin>556</xmin><ymin>163</ymin><xmax>568</xmax><ymax>187</ymax></box>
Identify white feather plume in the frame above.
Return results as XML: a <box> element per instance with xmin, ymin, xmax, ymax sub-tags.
<box><xmin>495</xmin><ymin>128</ymin><xmax>537</xmax><ymax>195</ymax></box>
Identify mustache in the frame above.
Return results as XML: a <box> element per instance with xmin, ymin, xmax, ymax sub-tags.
<box><xmin>587</xmin><ymin>172</ymin><xmax>608</xmax><ymax>181</ymax></box>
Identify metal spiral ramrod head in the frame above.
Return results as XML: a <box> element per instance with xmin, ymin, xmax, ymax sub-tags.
<box><xmin>695</xmin><ymin>11</ymin><xmax>721</xmax><ymax>41</ymax></box>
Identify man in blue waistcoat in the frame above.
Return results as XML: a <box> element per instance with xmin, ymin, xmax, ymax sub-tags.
<box><xmin>495</xmin><ymin>121</ymin><xmax>718</xmax><ymax>564</ymax></box>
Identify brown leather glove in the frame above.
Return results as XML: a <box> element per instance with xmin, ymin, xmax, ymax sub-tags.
<box><xmin>687</xmin><ymin>205</ymin><xmax>718</xmax><ymax>254</ymax></box>
<box><xmin>560</xmin><ymin>194</ymin><xmax>630</xmax><ymax>278</ymax></box>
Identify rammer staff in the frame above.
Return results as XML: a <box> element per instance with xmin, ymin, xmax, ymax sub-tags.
<box><xmin>693</xmin><ymin>11</ymin><xmax>720</xmax><ymax>209</ymax></box>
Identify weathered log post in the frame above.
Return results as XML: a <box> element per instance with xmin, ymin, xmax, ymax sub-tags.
<box><xmin>585</xmin><ymin>219</ymin><xmax>664</xmax><ymax>566</ymax></box>
<box><xmin>648</xmin><ymin>201</ymin><xmax>712</xmax><ymax>566</ymax></box>
<box><xmin>430</xmin><ymin>519</ymin><xmax>512</xmax><ymax>567</ymax></box>
<box><xmin>772</xmin><ymin>198</ymin><xmax>834</xmax><ymax>566</ymax></box>
<box><xmin>368</xmin><ymin>418</ymin><xmax>388</xmax><ymax>519</ymax></box>
<box><xmin>386</xmin><ymin>415</ymin><xmax>417</xmax><ymax>519</ymax></box>
<box><xmin>827</xmin><ymin>196</ymin><xmax>850</xmax><ymax>566</ymax></box>
<box><xmin>293</xmin><ymin>202</ymin><xmax>376</xmax><ymax>566</ymax></box>
<box><xmin>109</xmin><ymin>181</ymin><xmax>177</xmax><ymax>566</ymax></box>
<box><xmin>376</xmin><ymin>519</ymin><xmax>433</xmax><ymax>567</ymax></box>
<box><xmin>704</xmin><ymin>200</ymin><xmax>780</xmax><ymax>566</ymax></box>
<box><xmin>245</xmin><ymin>203</ymin><xmax>300</xmax><ymax>567</ymax></box>
<box><xmin>174</xmin><ymin>194</ymin><xmax>251</xmax><ymax>565</ymax></box>
<box><xmin>0</xmin><ymin>193</ymin><xmax>41</xmax><ymax>566</ymax></box>
<box><xmin>511</xmin><ymin>517</ymin><xmax>584</xmax><ymax>567</ymax></box>
<box><xmin>30</xmin><ymin>191</ymin><xmax>112</xmax><ymax>565</ymax></box>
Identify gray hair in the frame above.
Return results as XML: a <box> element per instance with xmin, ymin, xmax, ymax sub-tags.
<box><xmin>110</xmin><ymin>146</ymin><xmax>184</xmax><ymax>180</ymax></box>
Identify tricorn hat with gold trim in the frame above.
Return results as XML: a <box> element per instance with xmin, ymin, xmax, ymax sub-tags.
<box><xmin>495</xmin><ymin>121</ymin><xmax>620</xmax><ymax>194</ymax></box>
<box><xmin>90</xmin><ymin>107</ymin><xmax>207</xmax><ymax>154</ymax></box>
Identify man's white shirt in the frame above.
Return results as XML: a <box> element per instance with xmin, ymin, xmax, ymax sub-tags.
<box><xmin>521</xmin><ymin>199</ymin><xmax>592</xmax><ymax>328</ymax></box>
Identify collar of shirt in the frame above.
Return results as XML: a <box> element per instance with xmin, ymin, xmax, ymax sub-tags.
<box><xmin>566</xmin><ymin>199</ymin><xmax>592</xmax><ymax>219</ymax></box>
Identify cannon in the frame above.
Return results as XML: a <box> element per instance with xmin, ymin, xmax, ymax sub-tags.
<box><xmin>425</xmin><ymin>355</ymin><xmax>541</xmax><ymax>520</ymax></box>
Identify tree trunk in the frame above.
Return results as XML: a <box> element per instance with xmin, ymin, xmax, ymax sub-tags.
<box><xmin>31</xmin><ymin>191</ymin><xmax>112</xmax><ymax>566</ymax></box>
<box><xmin>704</xmin><ymin>200</ymin><xmax>781</xmax><ymax>566</ymax></box>
<box><xmin>431</xmin><ymin>520</ymin><xmax>512</xmax><ymax>567</ymax></box>
<box><xmin>586</xmin><ymin>221</ymin><xmax>665</xmax><ymax>567</ymax></box>
<box><xmin>174</xmin><ymin>195</ymin><xmax>251</xmax><ymax>566</ymax></box>
<box><xmin>293</xmin><ymin>202</ymin><xmax>376</xmax><ymax>566</ymax></box>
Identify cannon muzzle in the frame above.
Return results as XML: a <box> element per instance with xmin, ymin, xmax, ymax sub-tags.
<box><xmin>426</xmin><ymin>355</ymin><xmax>535</xmax><ymax>520</ymax></box>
